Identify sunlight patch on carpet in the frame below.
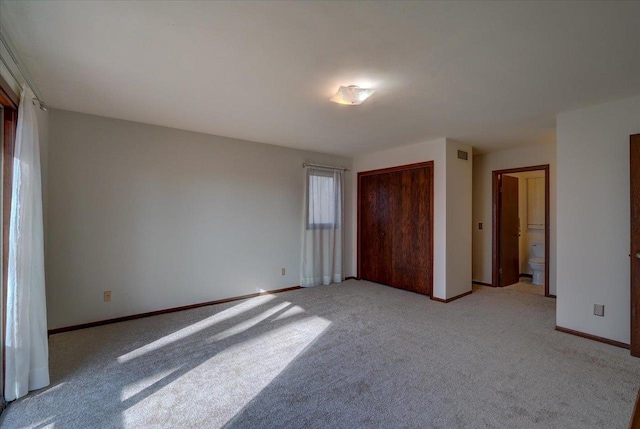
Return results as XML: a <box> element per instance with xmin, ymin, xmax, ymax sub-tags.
<box><xmin>120</xmin><ymin>315</ymin><xmax>331</xmax><ymax>428</ymax></box>
<box><xmin>19</xmin><ymin>416</ymin><xmax>56</xmax><ymax>429</ymax></box>
<box><xmin>272</xmin><ymin>305</ymin><xmax>306</xmax><ymax>321</ymax></box>
<box><xmin>117</xmin><ymin>295</ymin><xmax>277</xmax><ymax>363</ymax></box>
<box><xmin>205</xmin><ymin>301</ymin><xmax>292</xmax><ymax>343</ymax></box>
<box><xmin>120</xmin><ymin>367</ymin><xmax>183</xmax><ymax>402</ymax></box>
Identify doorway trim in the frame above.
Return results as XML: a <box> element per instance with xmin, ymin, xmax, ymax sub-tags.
<box><xmin>0</xmin><ymin>72</ymin><xmax>19</xmax><ymax>410</ymax></box>
<box><xmin>630</xmin><ymin>134</ymin><xmax>640</xmax><ymax>357</ymax></box>
<box><xmin>492</xmin><ymin>164</ymin><xmax>551</xmax><ymax>297</ymax></box>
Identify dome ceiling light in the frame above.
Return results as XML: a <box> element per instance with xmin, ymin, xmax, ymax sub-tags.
<box><xmin>330</xmin><ymin>85</ymin><xmax>375</xmax><ymax>106</ymax></box>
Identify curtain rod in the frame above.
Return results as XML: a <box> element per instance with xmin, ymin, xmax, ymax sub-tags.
<box><xmin>302</xmin><ymin>162</ymin><xmax>350</xmax><ymax>172</ymax></box>
<box><xmin>0</xmin><ymin>30</ymin><xmax>47</xmax><ymax>111</ymax></box>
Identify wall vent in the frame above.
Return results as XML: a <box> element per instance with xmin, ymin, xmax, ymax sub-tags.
<box><xmin>457</xmin><ymin>150</ymin><xmax>468</xmax><ymax>160</ymax></box>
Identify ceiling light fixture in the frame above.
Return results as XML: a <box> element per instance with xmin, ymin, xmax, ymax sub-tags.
<box><xmin>330</xmin><ymin>85</ymin><xmax>375</xmax><ymax>105</ymax></box>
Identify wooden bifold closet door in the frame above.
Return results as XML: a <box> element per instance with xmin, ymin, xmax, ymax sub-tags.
<box><xmin>358</xmin><ymin>162</ymin><xmax>433</xmax><ymax>296</ymax></box>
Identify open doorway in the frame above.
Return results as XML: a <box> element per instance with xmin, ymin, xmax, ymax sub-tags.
<box><xmin>492</xmin><ymin>165</ymin><xmax>551</xmax><ymax>297</ymax></box>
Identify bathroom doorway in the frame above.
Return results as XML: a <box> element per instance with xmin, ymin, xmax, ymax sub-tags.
<box><xmin>492</xmin><ymin>165</ymin><xmax>551</xmax><ymax>297</ymax></box>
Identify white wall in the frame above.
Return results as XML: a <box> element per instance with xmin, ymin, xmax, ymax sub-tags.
<box><xmin>46</xmin><ymin>109</ymin><xmax>352</xmax><ymax>329</ymax></box>
<box><xmin>350</xmin><ymin>138</ymin><xmax>473</xmax><ymax>300</ymax></box>
<box><xmin>472</xmin><ymin>144</ymin><xmax>556</xmax><ymax>294</ymax></box>
<box><xmin>556</xmin><ymin>95</ymin><xmax>640</xmax><ymax>344</ymax></box>
<box><xmin>0</xmin><ymin>41</ymin><xmax>23</xmax><ymax>98</ymax></box>
<box><xmin>445</xmin><ymin>140</ymin><xmax>473</xmax><ymax>299</ymax></box>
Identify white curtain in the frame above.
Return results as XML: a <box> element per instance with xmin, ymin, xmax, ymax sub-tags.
<box><xmin>301</xmin><ymin>167</ymin><xmax>343</xmax><ymax>287</ymax></box>
<box><xmin>5</xmin><ymin>87</ymin><xmax>49</xmax><ymax>401</ymax></box>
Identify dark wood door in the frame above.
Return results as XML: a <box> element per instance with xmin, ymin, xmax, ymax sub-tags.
<box><xmin>359</xmin><ymin>172</ymin><xmax>393</xmax><ymax>286</ymax></box>
<box><xmin>391</xmin><ymin>167</ymin><xmax>431</xmax><ymax>294</ymax></box>
<box><xmin>358</xmin><ymin>163</ymin><xmax>433</xmax><ymax>296</ymax></box>
<box><xmin>499</xmin><ymin>175</ymin><xmax>520</xmax><ymax>287</ymax></box>
<box><xmin>631</xmin><ymin>134</ymin><xmax>640</xmax><ymax>357</ymax></box>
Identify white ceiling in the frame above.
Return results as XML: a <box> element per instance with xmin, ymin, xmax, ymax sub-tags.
<box><xmin>1</xmin><ymin>1</ymin><xmax>639</xmax><ymax>156</ymax></box>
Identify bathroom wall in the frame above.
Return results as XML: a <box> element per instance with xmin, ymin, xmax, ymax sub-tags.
<box><xmin>503</xmin><ymin>171</ymin><xmax>546</xmax><ymax>275</ymax></box>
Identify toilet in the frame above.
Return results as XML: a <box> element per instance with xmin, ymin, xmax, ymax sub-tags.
<box><xmin>528</xmin><ymin>242</ymin><xmax>545</xmax><ymax>285</ymax></box>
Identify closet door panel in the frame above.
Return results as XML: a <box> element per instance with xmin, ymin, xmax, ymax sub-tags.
<box><xmin>391</xmin><ymin>167</ymin><xmax>431</xmax><ymax>295</ymax></box>
<box><xmin>358</xmin><ymin>162</ymin><xmax>432</xmax><ymax>296</ymax></box>
<box><xmin>359</xmin><ymin>173</ymin><xmax>393</xmax><ymax>285</ymax></box>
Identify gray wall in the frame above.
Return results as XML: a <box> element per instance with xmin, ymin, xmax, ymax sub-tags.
<box><xmin>46</xmin><ymin>109</ymin><xmax>351</xmax><ymax>329</ymax></box>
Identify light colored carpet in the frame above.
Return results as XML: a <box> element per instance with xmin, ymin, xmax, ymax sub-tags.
<box><xmin>2</xmin><ymin>280</ymin><xmax>639</xmax><ymax>428</ymax></box>
<box><xmin>504</xmin><ymin>278</ymin><xmax>544</xmax><ymax>296</ymax></box>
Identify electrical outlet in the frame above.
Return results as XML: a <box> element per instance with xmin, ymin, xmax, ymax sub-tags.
<box><xmin>478</xmin><ymin>222</ymin><xmax>483</xmax><ymax>230</ymax></box>
<box><xmin>104</xmin><ymin>291</ymin><xmax>112</xmax><ymax>302</ymax></box>
<box><xmin>594</xmin><ymin>304</ymin><xmax>604</xmax><ymax>317</ymax></box>
<box><xmin>281</xmin><ymin>268</ymin><xmax>286</xmax><ymax>276</ymax></box>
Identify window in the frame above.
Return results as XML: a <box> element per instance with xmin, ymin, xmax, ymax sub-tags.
<box><xmin>302</xmin><ymin>166</ymin><xmax>344</xmax><ymax>286</ymax></box>
<box><xmin>307</xmin><ymin>170</ymin><xmax>338</xmax><ymax>229</ymax></box>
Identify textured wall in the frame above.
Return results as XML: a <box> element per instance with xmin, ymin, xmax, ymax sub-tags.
<box><xmin>46</xmin><ymin>109</ymin><xmax>351</xmax><ymax>329</ymax></box>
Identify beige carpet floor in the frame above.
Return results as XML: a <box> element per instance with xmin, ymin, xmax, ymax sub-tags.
<box><xmin>2</xmin><ymin>280</ymin><xmax>639</xmax><ymax>428</ymax></box>
<box><xmin>504</xmin><ymin>278</ymin><xmax>545</xmax><ymax>296</ymax></box>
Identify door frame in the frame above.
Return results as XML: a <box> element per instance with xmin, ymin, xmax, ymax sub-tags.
<box><xmin>630</xmin><ymin>134</ymin><xmax>640</xmax><ymax>357</ymax></box>
<box><xmin>0</xmin><ymin>73</ymin><xmax>19</xmax><ymax>406</ymax></box>
<box><xmin>492</xmin><ymin>164</ymin><xmax>551</xmax><ymax>297</ymax></box>
<box><xmin>357</xmin><ymin>161</ymin><xmax>434</xmax><ymax>296</ymax></box>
